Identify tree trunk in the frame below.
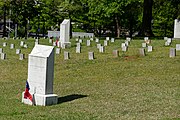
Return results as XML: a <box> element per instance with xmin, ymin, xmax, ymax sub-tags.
<box><xmin>3</xmin><ymin>4</ymin><xmax>7</xmax><ymax>37</ymax></box>
<box><xmin>139</xmin><ymin>0</ymin><xmax>154</xmax><ymax>37</ymax></box>
<box><xmin>115</xmin><ymin>15</ymin><xmax>121</xmax><ymax>38</ymax></box>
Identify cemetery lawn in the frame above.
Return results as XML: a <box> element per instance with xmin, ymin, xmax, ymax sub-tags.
<box><xmin>0</xmin><ymin>38</ymin><xmax>179</xmax><ymax>120</ymax></box>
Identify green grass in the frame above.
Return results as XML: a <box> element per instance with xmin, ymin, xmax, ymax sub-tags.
<box><xmin>0</xmin><ymin>38</ymin><xmax>179</xmax><ymax>120</ymax></box>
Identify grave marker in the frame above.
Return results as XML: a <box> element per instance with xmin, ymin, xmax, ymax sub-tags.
<box><xmin>10</xmin><ymin>44</ymin><xmax>15</xmax><ymax>49</ymax></box>
<box><xmin>16</xmin><ymin>49</ymin><xmax>21</xmax><ymax>54</ymax></box>
<box><xmin>64</xmin><ymin>51</ymin><xmax>69</xmax><ymax>60</ymax></box>
<box><xmin>19</xmin><ymin>54</ymin><xmax>25</xmax><ymax>60</ymax></box>
<box><xmin>111</xmin><ymin>38</ymin><xmax>115</xmax><ymax>43</ymax></box>
<box><xmin>139</xmin><ymin>48</ymin><xmax>145</xmax><ymax>56</ymax></box>
<box><xmin>1</xmin><ymin>53</ymin><xmax>6</xmax><ymax>60</ymax></box>
<box><xmin>113</xmin><ymin>50</ymin><xmax>119</xmax><ymax>57</ymax></box>
<box><xmin>0</xmin><ymin>48</ymin><xmax>3</xmax><ymax>53</ymax></box>
<box><xmin>147</xmin><ymin>46</ymin><xmax>153</xmax><ymax>52</ymax></box>
<box><xmin>87</xmin><ymin>40</ymin><xmax>91</xmax><ymax>46</ymax></box>
<box><xmin>104</xmin><ymin>40</ymin><xmax>108</xmax><ymax>46</ymax></box>
<box><xmin>95</xmin><ymin>38</ymin><xmax>99</xmax><ymax>43</ymax></box>
<box><xmin>22</xmin><ymin>45</ymin><xmax>58</xmax><ymax>106</ymax></box>
<box><xmin>169</xmin><ymin>48</ymin><xmax>176</xmax><ymax>57</ymax></box>
<box><xmin>176</xmin><ymin>44</ymin><xmax>180</xmax><ymax>51</ymax></box>
<box><xmin>56</xmin><ymin>48</ymin><xmax>60</xmax><ymax>54</ymax></box>
<box><xmin>122</xmin><ymin>46</ymin><xmax>128</xmax><ymax>52</ymax></box>
<box><xmin>142</xmin><ymin>43</ymin><xmax>147</xmax><ymax>48</ymax></box>
<box><xmin>76</xmin><ymin>47</ymin><xmax>81</xmax><ymax>53</ymax></box>
<box><xmin>3</xmin><ymin>42</ymin><xmax>7</xmax><ymax>47</ymax></box>
<box><xmin>88</xmin><ymin>52</ymin><xmax>94</xmax><ymax>60</ymax></box>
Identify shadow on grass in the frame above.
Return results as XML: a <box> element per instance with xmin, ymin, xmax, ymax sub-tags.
<box><xmin>58</xmin><ymin>94</ymin><xmax>88</xmax><ymax>104</ymax></box>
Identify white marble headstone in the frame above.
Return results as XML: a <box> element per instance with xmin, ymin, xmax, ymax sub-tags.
<box><xmin>169</xmin><ymin>48</ymin><xmax>176</xmax><ymax>57</ymax></box>
<box><xmin>0</xmin><ymin>48</ymin><xmax>3</xmax><ymax>53</ymax></box>
<box><xmin>142</xmin><ymin>43</ymin><xmax>147</xmax><ymax>48</ymax></box>
<box><xmin>16</xmin><ymin>49</ymin><xmax>21</xmax><ymax>54</ymax></box>
<box><xmin>1</xmin><ymin>53</ymin><xmax>6</xmax><ymax>60</ymax></box>
<box><xmin>76</xmin><ymin>47</ymin><xmax>81</xmax><ymax>53</ymax></box>
<box><xmin>176</xmin><ymin>44</ymin><xmax>180</xmax><ymax>51</ymax></box>
<box><xmin>19</xmin><ymin>54</ymin><xmax>25</xmax><ymax>60</ymax></box>
<box><xmin>174</xmin><ymin>19</ymin><xmax>180</xmax><ymax>38</ymax></box>
<box><xmin>87</xmin><ymin>40</ymin><xmax>91</xmax><ymax>46</ymax></box>
<box><xmin>113</xmin><ymin>50</ymin><xmax>119</xmax><ymax>57</ymax></box>
<box><xmin>64</xmin><ymin>51</ymin><xmax>69</xmax><ymax>60</ymax></box>
<box><xmin>88</xmin><ymin>52</ymin><xmax>94</xmax><ymax>60</ymax></box>
<box><xmin>22</xmin><ymin>45</ymin><xmax>58</xmax><ymax>106</ymax></box>
<box><xmin>139</xmin><ymin>48</ymin><xmax>145</xmax><ymax>56</ymax></box>
<box><xmin>147</xmin><ymin>46</ymin><xmax>153</xmax><ymax>52</ymax></box>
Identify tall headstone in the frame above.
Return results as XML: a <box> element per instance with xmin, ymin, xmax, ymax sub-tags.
<box><xmin>169</xmin><ymin>48</ymin><xmax>176</xmax><ymax>57</ymax></box>
<box><xmin>22</xmin><ymin>45</ymin><xmax>58</xmax><ymax>106</ymax></box>
<box><xmin>60</xmin><ymin>19</ymin><xmax>71</xmax><ymax>48</ymax></box>
<box><xmin>176</xmin><ymin>44</ymin><xmax>180</xmax><ymax>51</ymax></box>
<box><xmin>174</xmin><ymin>19</ymin><xmax>180</xmax><ymax>38</ymax></box>
<box><xmin>88</xmin><ymin>52</ymin><xmax>94</xmax><ymax>60</ymax></box>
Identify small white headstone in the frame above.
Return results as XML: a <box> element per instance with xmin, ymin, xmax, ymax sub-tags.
<box><xmin>1</xmin><ymin>53</ymin><xmax>6</xmax><ymax>60</ymax></box>
<box><xmin>121</xmin><ymin>43</ymin><xmax>126</xmax><ymax>48</ymax></box>
<box><xmin>106</xmin><ymin>37</ymin><xmax>110</xmax><ymax>41</ymax></box>
<box><xmin>142</xmin><ymin>43</ymin><xmax>147</xmax><ymax>48</ymax></box>
<box><xmin>0</xmin><ymin>48</ymin><xmax>3</xmax><ymax>53</ymax></box>
<box><xmin>104</xmin><ymin>40</ymin><xmax>108</xmax><ymax>46</ymax></box>
<box><xmin>56</xmin><ymin>48</ymin><xmax>60</xmax><ymax>54</ymax></box>
<box><xmin>176</xmin><ymin>44</ymin><xmax>180</xmax><ymax>51</ymax></box>
<box><xmin>79</xmin><ymin>39</ymin><xmax>83</xmax><ymax>43</ymax></box>
<box><xmin>88</xmin><ymin>52</ymin><xmax>94</xmax><ymax>60</ymax></box>
<box><xmin>24</xmin><ymin>44</ymin><xmax>28</xmax><ymax>48</ymax></box>
<box><xmin>90</xmin><ymin>38</ymin><xmax>93</xmax><ymax>41</ymax></box>
<box><xmin>147</xmin><ymin>46</ymin><xmax>153</xmax><ymax>52</ymax></box>
<box><xmin>99</xmin><ymin>46</ymin><xmax>104</xmax><ymax>53</ymax></box>
<box><xmin>165</xmin><ymin>42</ymin><xmax>170</xmax><ymax>46</ymax></box>
<box><xmin>10</xmin><ymin>44</ymin><xmax>15</xmax><ymax>49</ymax></box>
<box><xmin>164</xmin><ymin>37</ymin><xmax>168</xmax><ymax>40</ymax></box>
<box><xmin>97</xmin><ymin>44</ymin><xmax>101</xmax><ymax>49</ymax></box>
<box><xmin>64</xmin><ymin>51</ymin><xmax>69</xmax><ymax>60</ymax></box>
<box><xmin>111</xmin><ymin>38</ymin><xmax>115</xmax><ymax>43</ymax></box>
<box><xmin>76</xmin><ymin>38</ymin><xmax>79</xmax><ymax>42</ymax></box>
<box><xmin>174</xmin><ymin>19</ymin><xmax>180</xmax><ymax>38</ymax></box>
<box><xmin>144</xmin><ymin>37</ymin><xmax>149</xmax><ymax>41</ymax></box>
<box><xmin>49</xmin><ymin>39</ymin><xmax>53</xmax><ymax>43</ymax></box>
<box><xmin>95</xmin><ymin>38</ymin><xmax>99</xmax><ymax>43</ymax></box>
<box><xmin>76</xmin><ymin>47</ymin><xmax>81</xmax><ymax>53</ymax></box>
<box><xmin>77</xmin><ymin>43</ymin><xmax>81</xmax><ymax>48</ymax></box>
<box><xmin>19</xmin><ymin>54</ymin><xmax>25</xmax><ymax>60</ymax></box>
<box><xmin>126</xmin><ymin>37</ymin><xmax>131</xmax><ymax>41</ymax></box>
<box><xmin>20</xmin><ymin>41</ymin><xmax>24</xmax><ymax>47</ymax></box>
<box><xmin>87</xmin><ymin>40</ymin><xmax>91</xmax><ymax>46</ymax></box>
<box><xmin>167</xmin><ymin>38</ymin><xmax>172</xmax><ymax>43</ymax></box>
<box><xmin>122</xmin><ymin>46</ymin><xmax>127</xmax><ymax>52</ymax></box>
<box><xmin>3</xmin><ymin>42</ymin><xmax>7</xmax><ymax>47</ymax></box>
<box><xmin>169</xmin><ymin>48</ymin><xmax>176</xmax><ymax>57</ymax></box>
<box><xmin>125</xmin><ymin>41</ymin><xmax>129</xmax><ymax>46</ymax></box>
<box><xmin>53</xmin><ymin>42</ymin><xmax>56</xmax><ymax>46</ymax></box>
<box><xmin>16</xmin><ymin>49</ymin><xmax>21</xmax><ymax>54</ymax></box>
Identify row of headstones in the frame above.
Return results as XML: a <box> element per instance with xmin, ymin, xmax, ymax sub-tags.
<box><xmin>0</xmin><ymin>48</ymin><xmax>25</xmax><ymax>60</ymax></box>
<box><xmin>1</xmin><ymin>41</ymin><xmax>28</xmax><ymax>48</ymax></box>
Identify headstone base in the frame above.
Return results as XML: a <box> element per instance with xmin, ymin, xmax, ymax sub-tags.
<box><xmin>61</xmin><ymin>42</ymin><xmax>71</xmax><ymax>49</ymax></box>
<box><xmin>22</xmin><ymin>92</ymin><xmax>58</xmax><ymax>106</ymax></box>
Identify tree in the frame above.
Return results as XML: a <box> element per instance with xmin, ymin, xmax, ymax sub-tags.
<box><xmin>139</xmin><ymin>0</ymin><xmax>154</xmax><ymax>37</ymax></box>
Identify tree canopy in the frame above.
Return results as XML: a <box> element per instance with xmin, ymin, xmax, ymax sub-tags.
<box><xmin>0</xmin><ymin>0</ymin><xmax>179</xmax><ymax>37</ymax></box>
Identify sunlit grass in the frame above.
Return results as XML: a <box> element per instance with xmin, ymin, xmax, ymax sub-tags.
<box><xmin>0</xmin><ymin>38</ymin><xmax>179</xmax><ymax>120</ymax></box>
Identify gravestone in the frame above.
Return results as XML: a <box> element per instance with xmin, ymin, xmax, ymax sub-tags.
<box><xmin>99</xmin><ymin>46</ymin><xmax>104</xmax><ymax>53</ymax></box>
<box><xmin>0</xmin><ymin>48</ymin><xmax>3</xmax><ymax>53</ymax></box>
<box><xmin>167</xmin><ymin>38</ymin><xmax>172</xmax><ymax>43</ymax></box>
<box><xmin>10</xmin><ymin>44</ymin><xmax>15</xmax><ymax>49</ymax></box>
<box><xmin>88</xmin><ymin>52</ymin><xmax>94</xmax><ymax>60</ymax></box>
<box><xmin>147</xmin><ymin>46</ymin><xmax>153</xmax><ymax>52</ymax></box>
<box><xmin>104</xmin><ymin>40</ymin><xmax>108</xmax><ymax>46</ymax></box>
<box><xmin>76</xmin><ymin>38</ymin><xmax>79</xmax><ymax>42</ymax></box>
<box><xmin>3</xmin><ymin>42</ymin><xmax>7</xmax><ymax>47</ymax></box>
<box><xmin>122</xmin><ymin>46</ymin><xmax>127</xmax><ymax>52</ymax></box>
<box><xmin>56</xmin><ymin>48</ymin><xmax>60</xmax><ymax>54</ymax></box>
<box><xmin>95</xmin><ymin>38</ymin><xmax>99</xmax><ymax>43</ymax></box>
<box><xmin>174</xmin><ymin>19</ymin><xmax>180</xmax><ymax>38</ymax></box>
<box><xmin>19</xmin><ymin>54</ymin><xmax>25</xmax><ymax>60</ymax></box>
<box><xmin>24</xmin><ymin>44</ymin><xmax>28</xmax><ymax>48</ymax></box>
<box><xmin>144</xmin><ymin>37</ymin><xmax>149</xmax><ymax>41</ymax></box>
<box><xmin>20</xmin><ymin>41</ymin><xmax>24</xmax><ymax>47</ymax></box>
<box><xmin>49</xmin><ymin>39</ymin><xmax>53</xmax><ymax>43</ymax></box>
<box><xmin>16</xmin><ymin>49</ymin><xmax>21</xmax><ymax>54</ymax></box>
<box><xmin>139</xmin><ymin>48</ymin><xmax>145</xmax><ymax>56</ymax></box>
<box><xmin>87</xmin><ymin>40</ymin><xmax>91</xmax><ymax>46</ymax></box>
<box><xmin>142</xmin><ymin>43</ymin><xmax>147</xmax><ymax>48</ymax></box>
<box><xmin>90</xmin><ymin>38</ymin><xmax>93</xmax><ymax>41</ymax></box>
<box><xmin>121</xmin><ymin>43</ymin><xmax>126</xmax><ymax>48</ymax></box>
<box><xmin>97</xmin><ymin>44</ymin><xmax>101</xmax><ymax>49</ymax></box>
<box><xmin>76</xmin><ymin>47</ymin><xmax>81</xmax><ymax>53</ymax></box>
<box><xmin>176</xmin><ymin>44</ymin><xmax>180</xmax><ymax>51</ymax></box>
<box><xmin>60</xmin><ymin>19</ymin><xmax>71</xmax><ymax>48</ymax></box>
<box><xmin>76</xmin><ymin>43</ymin><xmax>81</xmax><ymax>48</ymax></box>
<box><xmin>165</xmin><ymin>41</ymin><xmax>170</xmax><ymax>46</ymax></box>
<box><xmin>125</xmin><ymin>41</ymin><xmax>129</xmax><ymax>46</ymax></box>
<box><xmin>106</xmin><ymin>37</ymin><xmax>110</xmax><ymax>41</ymax></box>
<box><xmin>113</xmin><ymin>50</ymin><xmax>119</xmax><ymax>57</ymax></box>
<box><xmin>169</xmin><ymin>48</ymin><xmax>176</xmax><ymax>57</ymax></box>
<box><xmin>53</xmin><ymin>42</ymin><xmax>56</xmax><ymax>46</ymax></box>
<box><xmin>126</xmin><ymin>37</ymin><xmax>131</xmax><ymax>41</ymax></box>
<box><xmin>111</xmin><ymin>38</ymin><xmax>115</xmax><ymax>43</ymax></box>
<box><xmin>79</xmin><ymin>39</ymin><xmax>83</xmax><ymax>43</ymax></box>
<box><xmin>22</xmin><ymin>45</ymin><xmax>58</xmax><ymax>106</ymax></box>
<box><xmin>64</xmin><ymin>51</ymin><xmax>69</xmax><ymax>60</ymax></box>
<box><xmin>164</xmin><ymin>37</ymin><xmax>168</xmax><ymax>40</ymax></box>
<box><xmin>1</xmin><ymin>53</ymin><xmax>6</xmax><ymax>60</ymax></box>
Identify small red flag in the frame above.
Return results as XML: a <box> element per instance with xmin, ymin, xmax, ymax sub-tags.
<box><xmin>24</xmin><ymin>81</ymin><xmax>33</xmax><ymax>102</ymax></box>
